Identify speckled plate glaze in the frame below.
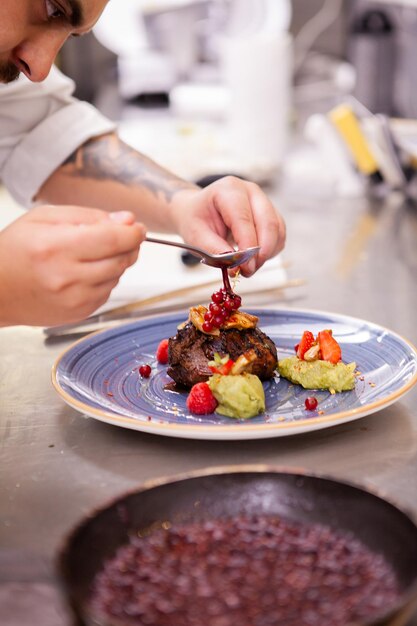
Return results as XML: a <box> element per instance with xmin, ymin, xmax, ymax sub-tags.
<box><xmin>52</xmin><ymin>309</ymin><xmax>417</xmax><ymax>440</ymax></box>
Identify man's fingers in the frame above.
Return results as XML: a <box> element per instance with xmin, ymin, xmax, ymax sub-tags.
<box><xmin>109</xmin><ymin>211</ymin><xmax>137</xmax><ymax>225</ymax></box>
<box><xmin>43</xmin><ymin>220</ymin><xmax>146</xmax><ymax>262</ymax></box>
<box><xmin>76</xmin><ymin>249</ymin><xmax>140</xmax><ymax>285</ymax></box>
<box><xmin>212</xmin><ymin>185</ymin><xmax>258</xmax><ymax>250</ymax></box>
<box><xmin>78</xmin><ymin>221</ymin><xmax>145</xmax><ymax>261</ymax></box>
<box><xmin>30</xmin><ymin>205</ymin><xmax>131</xmax><ymax>226</ymax></box>
<box><xmin>247</xmin><ymin>184</ymin><xmax>286</xmax><ymax>269</ymax></box>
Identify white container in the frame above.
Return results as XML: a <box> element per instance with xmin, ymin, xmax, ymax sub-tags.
<box><xmin>220</xmin><ymin>31</ymin><xmax>293</xmax><ymax>170</ymax></box>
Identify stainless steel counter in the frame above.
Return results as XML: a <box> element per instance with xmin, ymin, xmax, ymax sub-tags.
<box><xmin>1</xmin><ymin>187</ymin><xmax>417</xmax><ymax>626</ymax></box>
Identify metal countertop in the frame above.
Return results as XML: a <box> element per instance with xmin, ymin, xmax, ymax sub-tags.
<box><xmin>1</xmin><ymin>187</ymin><xmax>417</xmax><ymax>625</ymax></box>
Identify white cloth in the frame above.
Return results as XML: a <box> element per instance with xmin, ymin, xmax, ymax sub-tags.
<box><xmin>0</xmin><ymin>66</ymin><xmax>116</xmax><ymax>208</ymax></box>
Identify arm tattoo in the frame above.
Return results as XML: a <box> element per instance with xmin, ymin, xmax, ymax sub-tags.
<box><xmin>62</xmin><ymin>134</ymin><xmax>196</xmax><ymax>202</ymax></box>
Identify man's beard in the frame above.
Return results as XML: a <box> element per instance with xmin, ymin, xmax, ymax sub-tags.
<box><xmin>0</xmin><ymin>61</ymin><xmax>20</xmax><ymax>83</ymax></box>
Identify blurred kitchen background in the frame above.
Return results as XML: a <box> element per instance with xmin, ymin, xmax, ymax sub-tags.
<box><xmin>4</xmin><ymin>0</ymin><xmax>417</xmax><ymax>224</ymax></box>
<box><xmin>42</xmin><ymin>0</ymin><xmax>416</xmax><ymax>203</ymax></box>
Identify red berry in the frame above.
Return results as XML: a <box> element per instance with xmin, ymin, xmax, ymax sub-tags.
<box><xmin>211</xmin><ymin>291</ymin><xmax>224</xmax><ymax>304</ymax></box>
<box><xmin>305</xmin><ymin>396</ymin><xmax>318</xmax><ymax>411</ymax></box>
<box><xmin>139</xmin><ymin>364</ymin><xmax>152</xmax><ymax>378</ymax></box>
<box><xmin>202</xmin><ymin>321</ymin><xmax>213</xmax><ymax>333</ymax></box>
<box><xmin>209</xmin><ymin>303</ymin><xmax>221</xmax><ymax>315</ymax></box>
<box><xmin>232</xmin><ymin>294</ymin><xmax>242</xmax><ymax>309</ymax></box>
<box><xmin>224</xmin><ymin>297</ymin><xmax>235</xmax><ymax>311</ymax></box>
<box><xmin>213</xmin><ymin>315</ymin><xmax>223</xmax><ymax>327</ymax></box>
<box><xmin>294</xmin><ymin>343</ymin><xmax>299</xmax><ymax>353</ymax></box>
<box><xmin>156</xmin><ymin>338</ymin><xmax>169</xmax><ymax>364</ymax></box>
<box><xmin>186</xmin><ymin>382</ymin><xmax>218</xmax><ymax>415</ymax></box>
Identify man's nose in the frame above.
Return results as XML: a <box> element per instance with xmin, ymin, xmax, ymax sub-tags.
<box><xmin>15</xmin><ymin>30</ymin><xmax>68</xmax><ymax>82</ymax></box>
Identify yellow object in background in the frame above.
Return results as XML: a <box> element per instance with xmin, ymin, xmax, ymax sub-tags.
<box><xmin>329</xmin><ymin>104</ymin><xmax>381</xmax><ymax>179</ymax></box>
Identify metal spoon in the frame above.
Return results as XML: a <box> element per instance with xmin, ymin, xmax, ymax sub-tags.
<box><xmin>144</xmin><ymin>237</ymin><xmax>260</xmax><ymax>269</ymax></box>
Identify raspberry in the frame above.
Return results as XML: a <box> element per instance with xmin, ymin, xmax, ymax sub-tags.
<box><xmin>156</xmin><ymin>338</ymin><xmax>169</xmax><ymax>364</ymax></box>
<box><xmin>186</xmin><ymin>382</ymin><xmax>218</xmax><ymax>415</ymax></box>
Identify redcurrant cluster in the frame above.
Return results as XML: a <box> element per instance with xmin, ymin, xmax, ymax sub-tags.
<box><xmin>202</xmin><ymin>289</ymin><xmax>242</xmax><ymax>333</ymax></box>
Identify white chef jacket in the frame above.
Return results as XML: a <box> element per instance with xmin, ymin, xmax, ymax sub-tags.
<box><xmin>0</xmin><ymin>65</ymin><xmax>116</xmax><ymax>208</ymax></box>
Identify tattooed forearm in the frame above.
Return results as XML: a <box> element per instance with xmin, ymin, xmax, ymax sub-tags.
<box><xmin>62</xmin><ymin>133</ymin><xmax>196</xmax><ymax>202</ymax></box>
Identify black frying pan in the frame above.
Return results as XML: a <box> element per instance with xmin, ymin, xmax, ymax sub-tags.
<box><xmin>58</xmin><ymin>465</ymin><xmax>417</xmax><ymax>626</ymax></box>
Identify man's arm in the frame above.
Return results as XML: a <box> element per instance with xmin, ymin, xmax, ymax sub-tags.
<box><xmin>1</xmin><ymin>132</ymin><xmax>285</xmax><ymax>327</ymax></box>
<box><xmin>36</xmin><ymin>132</ymin><xmax>197</xmax><ymax>233</ymax></box>
<box><xmin>37</xmin><ymin>132</ymin><xmax>286</xmax><ymax>276</ymax></box>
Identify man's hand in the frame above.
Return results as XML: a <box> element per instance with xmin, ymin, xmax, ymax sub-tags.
<box><xmin>170</xmin><ymin>176</ymin><xmax>286</xmax><ymax>276</ymax></box>
<box><xmin>38</xmin><ymin>137</ymin><xmax>286</xmax><ymax>277</ymax></box>
<box><xmin>0</xmin><ymin>205</ymin><xmax>145</xmax><ymax>326</ymax></box>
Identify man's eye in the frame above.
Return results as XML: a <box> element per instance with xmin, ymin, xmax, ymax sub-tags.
<box><xmin>45</xmin><ymin>0</ymin><xmax>65</xmax><ymax>19</ymax></box>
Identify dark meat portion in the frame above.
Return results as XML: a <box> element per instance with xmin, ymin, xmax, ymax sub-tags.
<box><xmin>167</xmin><ymin>322</ymin><xmax>277</xmax><ymax>388</ymax></box>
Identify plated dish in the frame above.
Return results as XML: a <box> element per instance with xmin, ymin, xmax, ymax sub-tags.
<box><xmin>52</xmin><ymin>308</ymin><xmax>417</xmax><ymax>441</ymax></box>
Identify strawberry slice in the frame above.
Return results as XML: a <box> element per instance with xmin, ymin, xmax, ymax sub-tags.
<box><xmin>296</xmin><ymin>331</ymin><xmax>315</xmax><ymax>360</ymax></box>
<box><xmin>318</xmin><ymin>330</ymin><xmax>341</xmax><ymax>364</ymax></box>
<box><xmin>209</xmin><ymin>358</ymin><xmax>235</xmax><ymax>376</ymax></box>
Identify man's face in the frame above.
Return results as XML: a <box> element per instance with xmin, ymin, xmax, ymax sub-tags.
<box><xmin>0</xmin><ymin>0</ymin><xmax>108</xmax><ymax>84</ymax></box>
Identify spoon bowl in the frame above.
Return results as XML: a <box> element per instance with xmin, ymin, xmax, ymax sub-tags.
<box><xmin>145</xmin><ymin>237</ymin><xmax>260</xmax><ymax>269</ymax></box>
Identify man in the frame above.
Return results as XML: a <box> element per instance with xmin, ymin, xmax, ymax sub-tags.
<box><xmin>0</xmin><ymin>0</ymin><xmax>286</xmax><ymax>327</ymax></box>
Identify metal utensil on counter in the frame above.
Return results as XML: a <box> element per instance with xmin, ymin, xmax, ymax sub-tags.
<box><xmin>145</xmin><ymin>237</ymin><xmax>260</xmax><ymax>269</ymax></box>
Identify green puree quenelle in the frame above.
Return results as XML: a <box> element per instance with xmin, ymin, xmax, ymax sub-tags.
<box><xmin>278</xmin><ymin>356</ymin><xmax>356</xmax><ymax>393</ymax></box>
<box><xmin>208</xmin><ymin>373</ymin><xmax>266</xmax><ymax>419</ymax></box>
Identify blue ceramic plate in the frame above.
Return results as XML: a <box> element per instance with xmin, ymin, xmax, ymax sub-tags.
<box><xmin>52</xmin><ymin>308</ymin><xmax>417</xmax><ymax>440</ymax></box>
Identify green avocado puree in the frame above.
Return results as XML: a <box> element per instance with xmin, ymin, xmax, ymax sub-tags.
<box><xmin>278</xmin><ymin>356</ymin><xmax>356</xmax><ymax>392</ymax></box>
<box><xmin>208</xmin><ymin>373</ymin><xmax>265</xmax><ymax>419</ymax></box>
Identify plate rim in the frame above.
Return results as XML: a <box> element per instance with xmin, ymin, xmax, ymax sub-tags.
<box><xmin>51</xmin><ymin>306</ymin><xmax>417</xmax><ymax>436</ymax></box>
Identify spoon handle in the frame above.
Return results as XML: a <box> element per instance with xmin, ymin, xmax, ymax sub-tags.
<box><xmin>145</xmin><ymin>237</ymin><xmax>203</xmax><ymax>259</ymax></box>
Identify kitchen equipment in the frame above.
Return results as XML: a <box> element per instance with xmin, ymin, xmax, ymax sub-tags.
<box><xmin>329</xmin><ymin>103</ymin><xmax>384</xmax><ymax>184</ymax></box>
<box><xmin>220</xmin><ymin>0</ymin><xmax>293</xmax><ymax>171</ymax></box>
<box><xmin>303</xmin><ymin>113</ymin><xmax>365</xmax><ymax>197</ymax></box>
<box><xmin>93</xmin><ymin>0</ymin><xmax>209</xmax><ymax>100</ymax></box>
<box><xmin>361</xmin><ymin>113</ymin><xmax>408</xmax><ymax>189</ymax></box>
<box><xmin>348</xmin><ymin>7</ymin><xmax>396</xmax><ymax>115</ymax></box>
<box><xmin>58</xmin><ymin>466</ymin><xmax>417</xmax><ymax>626</ymax></box>
<box><xmin>144</xmin><ymin>236</ymin><xmax>260</xmax><ymax>268</ymax></box>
